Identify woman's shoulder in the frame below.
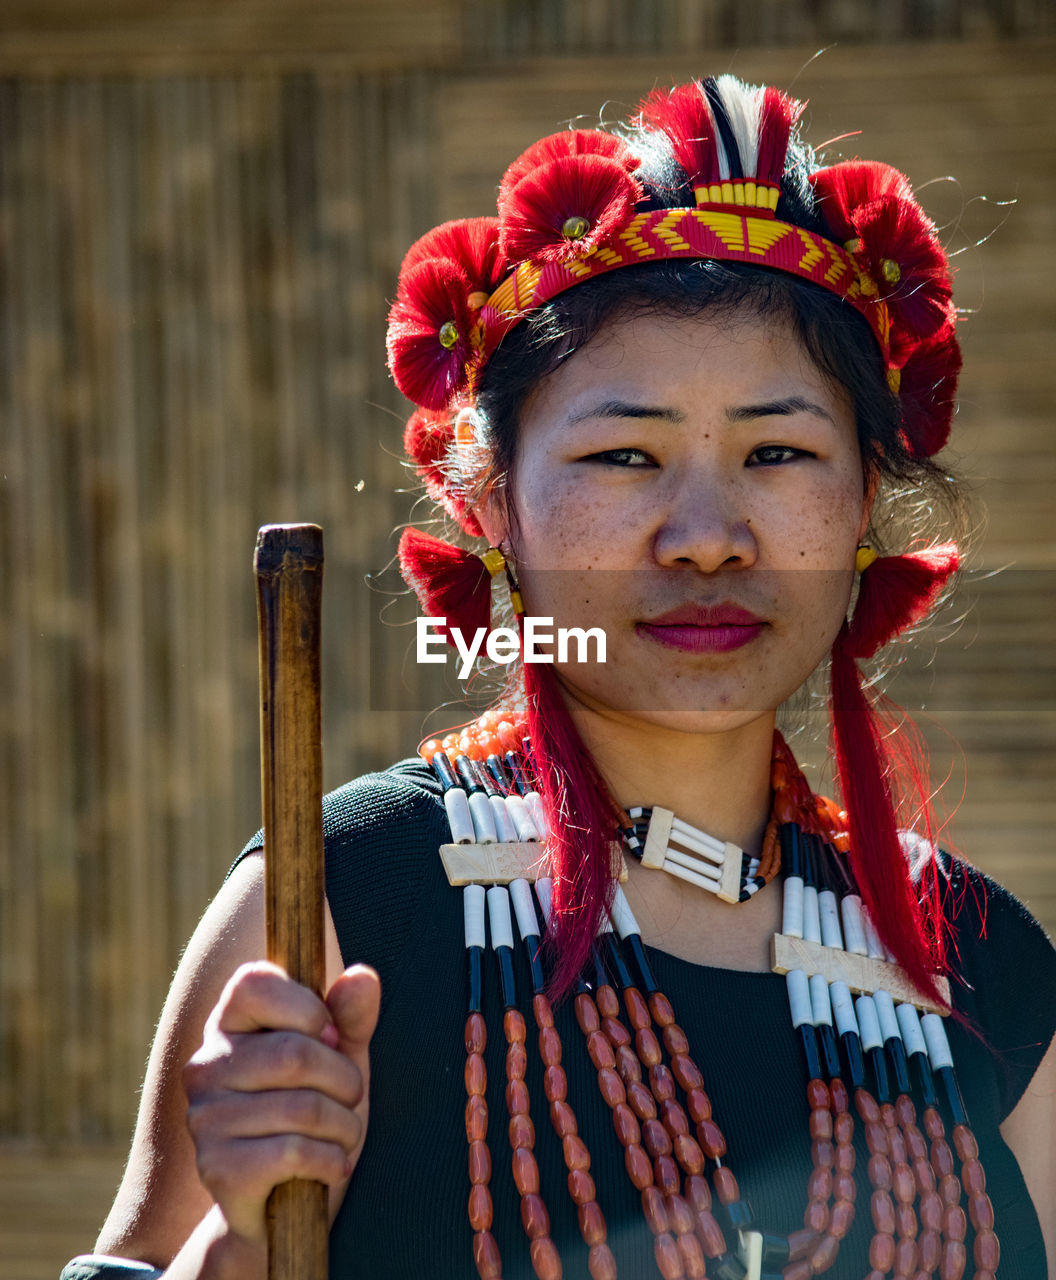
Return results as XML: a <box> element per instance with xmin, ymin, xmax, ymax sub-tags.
<box><xmin>237</xmin><ymin>756</ymin><xmax>445</xmax><ymax>861</ymax></box>
<box><xmin>319</xmin><ymin>755</ymin><xmax>446</xmax><ymax>847</ymax></box>
<box><xmin>928</xmin><ymin>846</ymin><xmax>1054</xmax><ymax>970</ymax></box>
<box><xmin>926</xmin><ymin>845</ymin><xmax>1056</xmax><ymax>1119</ymax></box>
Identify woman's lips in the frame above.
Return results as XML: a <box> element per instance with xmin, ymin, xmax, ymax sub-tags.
<box><xmin>636</xmin><ymin>603</ymin><xmax>767</xmax><ymax>653</ymax></box>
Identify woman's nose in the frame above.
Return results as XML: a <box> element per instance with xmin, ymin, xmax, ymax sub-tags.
<box><xmin>650</xmin><ymin>477</ymin><xmax>759</xmax><ymax>572</ymax></box>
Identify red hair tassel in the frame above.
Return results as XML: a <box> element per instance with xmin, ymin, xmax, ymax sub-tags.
<box><xmin>521</xmin><ymin>660</ymin><xmax>624</xmax><ymax>1002</ymax></box>
<box><xmin>830</xmin><ymin>544</ymin><xmax>959</xmax><ymax>1005</ymax></box>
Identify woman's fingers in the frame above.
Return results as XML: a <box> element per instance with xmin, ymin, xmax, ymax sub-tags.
<box><xmin>209</xmin><ymin>960</ymin><xmax>336</xmax><ymax>1039</ymax></box>
<box><xmin>181</xmin><ymin>960</ymin><xmax>381</xmax><ymax>1245</ymax></box>
<box><xmin>187</xmin><ymin>1086</ymin><xmax>364</xmax><ymax>1152</ymax></box>
<box><xmin>192</xmin><ymin>1133</ymin><xmax>353</xmax><ymax>1243</ymax></box>
<box><xmin>186</xmin><ymin>1025</ymin><xmax>364</xmax><ymax>1105</ymax></box>
<box><xmin>326</xmin><ymin>964</ymin><xmax>382</xmax><ymax>1056</ymax></box>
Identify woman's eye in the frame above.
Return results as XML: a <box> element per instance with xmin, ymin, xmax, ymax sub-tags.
<box><xmin>748</xmin><ymin>444</ymin><xmax>813</xmax><ymax>466</ymax></box>
<box><xmin>584</xmin><ymin>448</ymin><xmax>655</xmax><ymax>467</ymax></box>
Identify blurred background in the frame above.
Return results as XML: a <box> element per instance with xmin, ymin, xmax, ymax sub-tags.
<box><xmin>0</xmin><ymin>1</ymin><xmax>1053</xmax><ymax>1273</ymax></box>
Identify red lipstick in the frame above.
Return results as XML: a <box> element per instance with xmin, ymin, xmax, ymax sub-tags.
<box><xmin>636</xmin><ymin>602</ymin><xmax>766</xmax><ymax>653</ymax></box>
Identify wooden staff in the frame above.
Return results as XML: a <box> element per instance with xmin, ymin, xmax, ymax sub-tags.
<box><xmin>254</xmin><ymin>523</ymin><xmax>329</xmax><ymax>1279</ymax></box>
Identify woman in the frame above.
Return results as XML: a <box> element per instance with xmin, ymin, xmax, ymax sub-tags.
<box><xmin>67</xmin><ymin>74</ymin><xmax>1054</xmax><ymax>1280</ymax></box>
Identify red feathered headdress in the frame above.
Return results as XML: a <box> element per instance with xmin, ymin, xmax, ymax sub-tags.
<box><xmin>387</xmin><ymin>75</ymin><xmax>960</xmax><ymax>471</ymax></box>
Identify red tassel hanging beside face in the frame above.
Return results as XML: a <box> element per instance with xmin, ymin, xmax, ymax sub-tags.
<box><xmin>397</xmin><ymin>527</ymin><xmax>495</xmax><ymax>644</ymax></box>
<box><xmin>829</xmin><ymin>544</ymin><xmax>959</xmax><ymax>1006</ymax></box>
<box><xmin>846</xmin><ymin>544</ymin><xmax>959</xmax><ymax>660</ymax></box>
<box><xmin>521</xmin><ymin>657</ymin><xmax>623</xmax><ymax>1002</ymax></box>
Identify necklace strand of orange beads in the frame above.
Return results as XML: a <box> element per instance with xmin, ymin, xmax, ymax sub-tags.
<box><xmin>421</xmin><ymin>707</ymin><xmax>998</xmax><ymax>1280</ymax></box>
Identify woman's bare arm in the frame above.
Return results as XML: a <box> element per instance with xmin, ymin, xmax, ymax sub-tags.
<box><xmin>1000</xmin><ymin>1029</ymin><xmax>1056</xmax><ymax>1273</ymax></box>
<box><xmin>94</xmin><ymin>851</ymin><xmax>361</xmax><ymax>1271</ymax></box>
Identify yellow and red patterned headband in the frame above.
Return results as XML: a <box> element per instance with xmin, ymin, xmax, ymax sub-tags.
<box><xmin>477</xmin><ymin>204</ymin><xmax>895</xmax><ymax>379</ymax></box>
<box><xmin>387</xmin><ymin>75</ymin><xmax>960</xmax><ymax>530</ymax></box>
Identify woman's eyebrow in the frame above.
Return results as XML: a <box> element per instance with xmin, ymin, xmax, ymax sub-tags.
<box><xmin>726</xmin><ymin>395</ymin><xmax>835</xmax><ymax>424</ymax></box>
<box><xmin>565</xmin><ymin>399</ymin><xmax>687</xmax><ymax>425</ymax></box>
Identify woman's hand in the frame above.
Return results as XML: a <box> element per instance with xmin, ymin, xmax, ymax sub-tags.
<box><xmin>182</xmin><ymin>960</ymin><xmax>381</xmax><ymax>1248</ymax></box>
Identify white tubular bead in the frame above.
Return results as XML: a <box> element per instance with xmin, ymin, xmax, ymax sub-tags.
<box><xmin>741</xmin><ymin>1231</ymin><xmax>763</xmax><ymax>1280</ymax></box>
<box><xmin>920</xmin><ymin>1013</ymin><xmax>955</xmax><ymax>1070</ymax></box>
<box><xmin>664</xmin><ymin>847</ymin><xmax>721</xmax><ymax>882</ymax></box>
<box><xmin>486</xmin><ymin>886</ymin><xmax>514</xmax><ymax>950</ymax></box>
<box><xmin>855</xmin><ymin>995</ymin><xmax>883</xmax><ymax>1052</ymax></box>
<box><xmin>802</xmin><ymin>885</ymin><xmax>822</xmax><ymax>945</ymax></box>
<box><xmin>509</xmin><ymin>878</ymin><xmax>539</xmax><ymax>942</ymax></box>
<box><xmin>505</xmin><ymin>794</ymin><xmax>539</xmax><ymax>842</ymax></box>
<box><xmin>809</xmin><ymin>974</ymin><xmax>833</xmax><ymax>1027</ymax></box>
<box><xmin>896</xmin><ymin>1002</ymin><xmax>928</xmax><ymax>1057</ymax></box>
<box><xmin>862</xmin><ymin>910</ymin><xmax>886</xmax><ymax>961</ymax></box>
<box><xmin>488</xmin><ymin>795</ymin><xmax>518</xmax><ymax>843</ymax></box>
<box><xmin>747</xmin><ymin>857</ymin><xmax>760</xmax><ymax>878</ymax></box>
<box><xmin>781</xmin><ymin>876</ymin><xmax>805</xmax><ymax>939</ymax></box>
<box><xmin>786</xmin><ymin>969</ymin><xmax>812</xmax><ymax>1029</ymax></box>
<box><xmin>668</xmin><ymin>826</ymin><xmax>725</xmax><ymax>864</ymax></box>
<box><xmin>524</xmin><ymin>791</ymin><xmax>549</xmax><ymax>838</ymax></box>
<box><xmin>873</xmin><ymin>989</ymin><xmax>902</xmax><ymax>1044</ymax></box>
<box><xmin>610</xmin><ymin>886</ymin><xmax>641</xmax><ymax>939</ymax></box>
<box><xmin>444</xmin><ymin>788</ymin><xmax>476</xmax><ymax>845</ymax></box>
<box><xmin>468</xmin><ymin>791</ymin><xmax>499</xmax><ymax>844</ymax></box>
<box><xmin>669</xmin><ymin>814</ymin><xmax>726</xmax><ymax>857</ymax></box>
<box><xmin>463</xmin><ymin>884</ymin><xmax>486</xmax><ymax>949</ymax></box>
<box><xmin>661</xmin><ymin>860</ymin><xmax>720</xmax><ymax>894</ymax></box>
<box><xmin>829</xmin><ymin>981</ymin><xmax>858</xmax><ymax>1038</ymax></box>
<box><xmin>819</xmin><ymin>891</ymin><xmax>845</xmax><ymax>951</ymax></box>
<box><xmin>534</xmin><ymin>877</ymin><xmax>553</xmax><ymax>924</ymax></box>
<box><xmin>840</xmin><ymin>895</ymin><xmax>869</xmax><ymax>956</ymax></box>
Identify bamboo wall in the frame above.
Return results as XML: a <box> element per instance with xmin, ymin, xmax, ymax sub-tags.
<box><xmin>1</xmin><ymin>4</ymin><xmax>1054</xmax><ymax>1150</ymax></box>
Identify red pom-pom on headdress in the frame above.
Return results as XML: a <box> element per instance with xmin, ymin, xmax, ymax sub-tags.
<box><xmin>397</xmin><ymin>526</ymin><xmax>494</xmax><ymax>642</ymax></box>
<box><xmin>498</xmin><ymin>130</ymin><xmax>638</xmax><ymax>203</ymax></box>
<box><xmin>398</xmin><ymin>217</ymin><xmax>507</xmax><ymax>299</ymax></box>
<box><xmin>810</xmin><ymin>160</ymin><xmax>912</xmax><ymax>236</ymax></box>
<box><xmin>403</xmin><ymin>408</ymin><xmax>450</xmax><ymax>500</ymax></box>
<box><xmin>811</xmin><ymin>161</ymin><xmax>953</xmax><ymax>354</ymax></box>
<box><xmin>897</xmin><ymin>322</ymin><xmax>962</xmax><ymax>458</ymax></box>
<box><xmin>497</xmin><ymin>132</ymin><xmax>642</xmax><ymax>266</ymax></box>
<box><xmin>401</xmin><ymin>408</ymin><xmax>483</xmax><ymax>537</ymax></box>
<box><xmin>387</xmin><ymin>259</ymin><xmax>476</xmax><ymax>410</ymax></box>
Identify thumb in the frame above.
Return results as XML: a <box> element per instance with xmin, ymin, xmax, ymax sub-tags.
<box><xmin>326</xmin><ymin>964</ymin><xmax>381</xmax><ymax>1057</ymax></box>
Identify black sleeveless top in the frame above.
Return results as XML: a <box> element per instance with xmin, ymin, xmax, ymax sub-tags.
<box><xmin>235</xmin><ymin>759</ymin><xmax>1053</xmax><ymax>1280</ymax></box>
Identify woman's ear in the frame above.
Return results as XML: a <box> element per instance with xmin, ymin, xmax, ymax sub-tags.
<box><xmin>455</xmin><ymin>405</ymin><xmax>510</xmax><ymax>547</ymax></box>
<box><xmin>859</xmin><ymin>466</ymin><xmax>881</xmax><ymax>542</ymax></box>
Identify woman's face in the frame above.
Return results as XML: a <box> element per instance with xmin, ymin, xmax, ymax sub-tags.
<box><xmin>477</xmin><ymin>308</ymin><xmax>873</xmax><ymax>735</ymax></box>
